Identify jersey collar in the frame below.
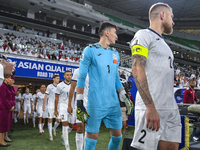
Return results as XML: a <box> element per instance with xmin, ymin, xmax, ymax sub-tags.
<box><xmin>64</xmin><ymin>81</ymin><xmax>71</xmax><ymax>85</ymax></box>
<box><xmin>52</xmin><ymin>83</ymin><xmax>57</xmax><ymax>87</ymax></box>
<box><xmin>147</xmin><ymin>28</ymin><xmax>162</xmax><ymax>38</ymax></box>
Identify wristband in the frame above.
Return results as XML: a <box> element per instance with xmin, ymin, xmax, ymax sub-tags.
<box><xmin>76</xmin><ymin>94</ymin><xmax>84</xmax><ymax>100</ymax></box>
<box><xmin>119</xmin><ymin>90</ymin><xmax>126</xmax><ymax>96</ymax></box>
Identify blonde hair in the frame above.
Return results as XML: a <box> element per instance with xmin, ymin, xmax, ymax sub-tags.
<box><xmin>149</xmin><ymin>2</ymin><xmax>172</xmax><ymax>21</ymax></box>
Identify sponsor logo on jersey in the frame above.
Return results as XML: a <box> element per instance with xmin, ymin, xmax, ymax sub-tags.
<box><xmin>112</xmin><ymin>54</ymin><xmax>117</xmax><ymax>60</ymax></box>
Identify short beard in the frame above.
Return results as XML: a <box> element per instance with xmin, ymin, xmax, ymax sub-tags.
<box><xmin>163</xmin><ymin>21</ymin><xmax>173</xmax><ymax>35</ymax></box>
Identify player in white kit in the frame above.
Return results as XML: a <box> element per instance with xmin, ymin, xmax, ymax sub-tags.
<box><xmin>43</xmin><ymin>74</ymin><xmax>60</xmax><ymax>141</ymax></box>
<box><xmin>14</xmin><ymin>89</ymin><xmax>21</xmax><ymax>123</ymax></box>
<box><xmin>67</xmin><ymin>68</ymin><xmax>89</xmax><ymax>150</ymax></box>
<box><xmin>21</xmin><ymin>87</ymin><xmax>33</xmax><ymax>125</ymax></box>
<box><xmin>130</xmin><ymin>3</ymin><xmax>181</xmax><ymax>150</ymax></box>
<box><xmin>35</xmin><ymin>85</ymin><xmax>47</xmax><ymax>134</ymax></box>
<box><xmin>31</xmin><ymin>88</ymin><xmax>40</xmax><ymax>128</ymax></box>
<box><xmin>54</xmin><ymin>70</ymin><xmax>75</xmax><ymax>150</ymax></box>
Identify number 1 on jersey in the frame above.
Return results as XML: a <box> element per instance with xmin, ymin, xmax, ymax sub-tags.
<box><xmin>107</xmin><ymin>65</ymin><xmax>110</xmax><ymax>74</ymax></box>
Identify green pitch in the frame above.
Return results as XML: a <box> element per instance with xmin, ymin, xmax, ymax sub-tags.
<box><xmin>7</xmin><ymin>119</ymin><xmax>135</xmax><ymax>150</ymax></box>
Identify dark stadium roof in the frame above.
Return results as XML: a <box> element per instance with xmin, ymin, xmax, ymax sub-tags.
<box><xmin>86</xmin><ymin>0</ymin><xmax>200</xmax><ymax>29</ymax></box>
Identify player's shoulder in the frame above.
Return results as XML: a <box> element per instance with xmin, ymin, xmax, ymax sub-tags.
<box><xmin>73</xmin><ymin>68</ymin><xmax>79</xmax><ymax>74</ymax></box>
<box><xmin>57</xmin><ymin>81</ymin><xmax>64</xmax><ymax>87</ymax></box>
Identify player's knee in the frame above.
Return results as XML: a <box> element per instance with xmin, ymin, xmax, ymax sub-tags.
<box><xmin>62</xmin><ymin>121</ymin><xmax>68</xmax><ymax>126</ymax></box>
<box><xmin>56</xmin><ymin>119</ymin><xmax>61</xmax><ymax>123</ymax></box>
<box><xmin>77</xmin><ymin>125</ymin><xmax>84</xmax><ymax>133</ymax></box>
<box><xmin>48</xmin><ymin>119</ymin><xmax>52</xmax><ymax>123</ymax></box>
<box><xmin>69</xmin><ymin>123</ymin><xmax>74</xmax><ymax>129</ymax></box>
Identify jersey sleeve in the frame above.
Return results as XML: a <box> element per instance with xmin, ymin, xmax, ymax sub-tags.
<box><xmin>115</xmin><ymin>52</ymin><xmax>123</xmax><ymax>90</ymax></box>
<box><xmin>71</xmin><ymin>69</ymin><xmax>79</xmax><ymax>82</ymax></box>
<box><xmin>36</xmin><ymin>93</ymin><xmax>39</xmax><ymax>99</ymax></box>
<box><xmin>77</xmin><ymin>46</ymin><xmax>92</xmax><ymax>88</ymax></box>
<box><xmin>56</xmin><ymin>84</ymin><xmax>61</xmax><ymax>95</ymax></box>
<box><xmin>45</xmin><ymin>85</ymin><xmax>51</xmax><ymax>95</ymax></box>
<box><xmin>130</xmin><ymin>30</ymin><xmax>150</xmax><ymax>58</ymax></box>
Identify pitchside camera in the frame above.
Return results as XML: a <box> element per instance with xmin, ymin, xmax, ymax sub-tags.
<box><xmin>0</xmin><ymin>54</ymin><xmax>16</xmax><ymax>76</ymax></box>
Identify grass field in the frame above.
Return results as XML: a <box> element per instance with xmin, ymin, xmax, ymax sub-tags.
<box><xmin>6</xmin><ymin>118</ymin><xmax>135</xmax><ymax>150</ymax></box>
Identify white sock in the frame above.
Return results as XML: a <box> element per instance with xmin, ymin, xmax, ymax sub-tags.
<box><xmin>17</xmin><ymin>112</ymin><xmax>20</xmax><ymax>118</ymax></box>
<box><xmin>62</xmin><ymin>126</ymin><xmax>69</xmax><ymax>146</ymax></box>
<box><xmin>38</xmin><ymin>124</ymin><xmax>42</xmax><ymax>132</ymax></box>
<box><xmin>48</xmin><ymin>122</ymin><xmax>52</xmax><ymax>137</ymax></box>
<box><xmin>27</xmin><ymin>114</ymin><xmax>30</xmax><ymax>120</ymax></box>
<box><xmin>67</xmin><ymin>126</ymin><xmax>73</xmax><ymax>133</ymax></box>
<box><xmin>53</xmin><ymin>122</ymin><xmax>60</xmax><ymax>130</ymax></box>
<box><xmin>14</xmin><ymin>114</ymin><xmax>16</xmax><ymax>121</ymax></box>
<box><xmin>84</xmin><ymin>131</ymin><xmax>86</xmax><ymax>148</ymax></box>
<box><xmin>33</xmin><ymin>116</ymin><xmax>35</xmax><ymax>125</ymax></box>
<box><xmin>23</xmin><ymin>113</ymin><xmax>26</xmax><ymax>123</ymax></box>
<box><xmin>42</xmin><ymin>123</ymin><xmax>45</xmax><ymax>129</ymax></box>
<box><xmin>76</xmin><ymin>133</ymin><xmax>83</xmax><ymax>150</ymax></box>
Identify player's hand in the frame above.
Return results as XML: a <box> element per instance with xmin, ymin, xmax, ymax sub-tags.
<box><xmin>67</xmin><ymin>105</ymin><xmax>73</xmax><ymax>115</ymax></box>
<box><xmin>9</xmin><ymin>106</ymin><xmax>14</xmax><ymax>111</ymax></box>
<box><xmin>54</xmin><ymin>110</ymin><xmax>59</xmax><ymax>117</ymax></box>
<box><xmin>197</xmin><ymin>99</ymin><xmax>200</xmax><ymax>103</ymax></box>
<box><xmin>14</xmin><ymin>105</ymin><xmax>17</xmax><ymax>109</ymax></box>
<box><xmin>146</xmin><ymin>105</ymin><xmax>160</xmax><ymax>132</ymax></box>
<box><xmin>43</xmin><ymin>105</ymin><xmax>45</xmax><ymax>111</ymax></box>
<box><xmin>77</xmin><ymin>100</ymin><xmax>90</xmax><ymax>123</ymax></box>
<box><xmin>122</xmin><ymin>94</ymin><xmax>134</xmax><ymax>115</ymax></box>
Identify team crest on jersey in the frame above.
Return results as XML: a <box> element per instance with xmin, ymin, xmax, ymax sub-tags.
<box><xmin>80</xmin><ymin>54</ymin><xmax>84</xmax><ymax>60</ymax></box>
<box><xmin>112</xmin><ymin>54</ymin><xmax>117</xmax><ymax>60</ymax></box>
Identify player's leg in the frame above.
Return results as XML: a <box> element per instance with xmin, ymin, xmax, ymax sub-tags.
<box><xmin>48</xmin><ymin>118</ymin><xmax>53</xmax><ymax>140</ymax></box>
<box><xmin>32</xmin><ymin>111</ymin><xmax>36</xmax><ymax>128</ymax></box>
<box><xmin>76</xmin><ymin>122</ymin><xmax>85</xmax><ymax>150</ymax></box>
<box><xmin>23</xmin><ymin>104</ymin><xmax>27</xmax><ymax>124</ymax></box>
<box><xmin>159</xmin><ymin>141</ymin><xmax>179</xmax><ymax>150</ymax></box>
<box><xmin>84</xmin><ymin>107</ymin><xmax>105</xmax><ymax>150</ymax></box>
<box><xmin>53</xmin><ymin>119</ymin><xmax>60</xmax><ymax>136</ymax></box>
<box><xmin>62</xmin><ymin>121</ymin><xmax>70</xmax><ymax>150</ymax></box>
<box><xmin>67</xmin><ymin>113</ymin><xmax>75</xmax><ymax>134</ymax></box>
<box><xmin>17</xmin><ymin>103</ymin><xmax>20</xmax><ymax>119</ymax></box>
<box><xmin>103</xmin><ymin>106</ymin><xmax>122</xmax><ymax>150</ymax></box>
<box><xmin>26</xmin><ymin>105</ymin><xmax>31</xmax><ymax>123</ymax></box>
<box><xmin>38</xmin><ymin>117</ymin><xmax>43</xmax><ymax>134</ymax></box>
<box><xmin>158</xmin><ymin>109</ymin><xmax>181</xmax><ymax>150</ymax></box>
<box><xmin>108</xmin><ymin>129</ymin><xmax>122</xmax><ymax>150</ymax></box>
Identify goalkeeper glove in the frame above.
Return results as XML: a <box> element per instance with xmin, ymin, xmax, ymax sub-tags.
<box><xmin>120</xmin><ymin>90</ymin><xmax>134</xmax><ymax>115</ymax></box>
<box><xmin>76</xmin><ymin>94</ymin><xmax>90</xmax><ymax>123</ymax></box>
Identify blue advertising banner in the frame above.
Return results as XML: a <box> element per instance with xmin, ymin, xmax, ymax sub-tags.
<box><xmin>7</xmin><ymin>57</ymin><xmax>78</xmax><ymax>80</ymax></box>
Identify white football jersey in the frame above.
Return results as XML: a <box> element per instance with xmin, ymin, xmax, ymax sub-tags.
<box><xmin>36</xmin><ymin>92</ymin><xmax>46</xmax><ymax>106</ymax></box>
<box><xmin>45</xmin><ymin>83</ymin><xmax>57</xmax><ymax>109</ymax></box>
<box><xmin>72</xmin><ymin>68</ymin><xmax>89</xmax><ymax>104</ymax></box>
<box><xmin>56</xmin><ymin>81</ymin><xmax>71</xmax><ymax>110</ymax></box>
<box><xmin>22</xmin><ymin>93</ymin><xmax>33</xmax><ymax>105</ymax></box>
<box><xmin>32</xmin><ymin>94</ymin><xmax>37</xmax><ymax>102</ymax></box>
<box><xmin>130</xmin><ymin>28</ymin><xmax>177</xmax><ymax>110</ymax></box>
<box><xmin>15</xmin><ymin>93</ymin><xmax>21</xmax><ymax>104</ymax></box>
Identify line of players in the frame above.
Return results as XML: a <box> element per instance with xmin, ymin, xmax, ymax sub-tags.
<box><xmin>14</xmin><ymin>69</ymin><xmax>88</xmax><ymax>150</ymax></box>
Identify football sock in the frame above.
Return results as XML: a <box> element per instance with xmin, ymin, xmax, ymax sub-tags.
<box><xmin>38</xmin><ymin>124</ymin><xmax>42</xmax><ymax>132</ymax></box>
<box><xmin>62</xmin><ymin>126</ymin><xmax>69</xmax><ymax>146</ymax></box>
<box><xmin>76</xmin><ymin>133</ymin><xmax>83</xmax><ymax>150</ymax></box>
<box><xmin>84</xmin><ymin>137</ymin><xmax>97</xmax><ymax>150</ymax></box>
<box><xmin>42</xmin><ymin>123</ymin><xmax>45</xmax><ymax>129</ymax></box>
<box><xmin>32</xmin><ymin>115</ymin><xmax>35</xmax><ymax>125</ymax></box>
<box><xmin>67</xmin><ymin>126</ymin><xmax>73</xmax><ymax>133</ymax></box>
<box><xmin>23</xmin><ymin>113</ymin><xmax>26</xmax><ymax>123</ymax></box>
<box><xmin>53</xmin><ymin>121</ymin><xmax>60</xmax><ymax>130</ymax></box>
<box><xmin>48</xmin><ymin>122</ymin><xmax>52</xmax><ymax>137</ymax></box>
<box><xmin>108</xmin><ymin>135</ymin><xmax>122</xmax><ymax>150</ymax></box>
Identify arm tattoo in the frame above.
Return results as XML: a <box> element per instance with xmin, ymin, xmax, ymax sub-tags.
<box><xmin>132</xmin><ymin>55</ymin><xmax>153</xmax><ymax>106</ymax></box>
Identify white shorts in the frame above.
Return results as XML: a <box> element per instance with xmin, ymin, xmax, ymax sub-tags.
<box><xmin>37</xmin><ymin>105</ymin><xmax>48</xmax><ymax>118</ymax></box>
<box><xmin>15</xmin><ymin>102</ymin><xmax>21</xmax><ymax>113</ymax></box>
<box><xmin>57</xmin><ymin>109</ymin><xmax>75</xmax><ymax>123</ymax></box>
<box><xmin>131</xmin><ymin>109</ymin><xmax>181</xmax><ymax>150</ymax></box>
<box><xmin>24</xmin><ymin>104</ymin><xmax>31</xmax><ymax>115</ymax></box>
<box><xmin>48</xmin><ymin>108</ymin><xmax>55</xmax><ymax>119</ymax></box>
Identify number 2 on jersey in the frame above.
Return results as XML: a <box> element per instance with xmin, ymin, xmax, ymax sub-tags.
<box><xmin>138</xmin><ymin>129</ymin><xmax>146</xmax><ymax>144</ymax></box>
<box><xmin>107</xmin><ymin>65</ymin><xmax>110</xmax><ymax>74</ymax></box>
